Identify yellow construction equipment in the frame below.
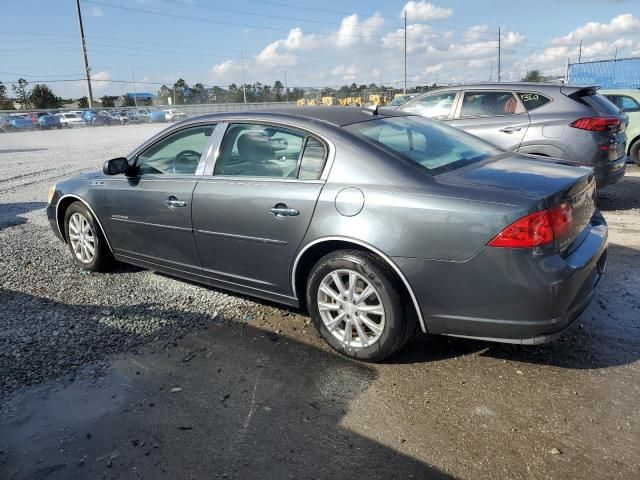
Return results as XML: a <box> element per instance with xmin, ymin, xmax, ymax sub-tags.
<box><xmin>368</xmin><ymin>94</ymin><xmax>387</xmax><ymax>106</ymax></box>
<box><xmin>296</xmin><ymin>98</ymin><xmax>307</xmax><ymax>106</ymax></box>
<box><xmin>322</xmin><ymin>96</ymin><xmax>339</xmax><ymax>106</ymax></box>
<box><xmin>307</xmin><ymin>99</ymin><xmax>319</xmax><ymax>106</ymax></box>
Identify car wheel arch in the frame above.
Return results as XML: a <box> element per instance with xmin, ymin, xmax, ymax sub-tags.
<box><xmin>628</xmin><ymin>135</ymin><xmax>640</xmax><ymax>155</ymax></box>
<box><xmin>56</xmin><ymin>194</ymin><xmax>113</xmax><ymax>253</ymax></box>
<box><xmin>291</xmin><ymin>237</ymin><xmax>427</xmax><ymax>333</ymax></box>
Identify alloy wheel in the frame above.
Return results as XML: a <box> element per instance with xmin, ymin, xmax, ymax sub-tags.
<box><xmin>68</xmin><ymin>212</ymin><xmax>96</xmax><ymax>264</ymax></box>
<box><xmin>317</xmin><ymin>269</ymin><xmax>386</xmax><ymax>348</ymax></box>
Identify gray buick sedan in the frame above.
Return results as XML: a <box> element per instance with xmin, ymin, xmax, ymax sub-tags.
<box><xmin>47</xmin><ymin>107</ymin><xmax>608</xmax><ymax>361</ymax></box>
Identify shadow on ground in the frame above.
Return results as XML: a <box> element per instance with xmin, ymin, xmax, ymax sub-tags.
<box><xmin>0</xmin><ymin>202</ymin><xmax>47</xmax><ymax>230</ymax></box>
<box><xmin>0</xmin><ymin>289</ymin><xmax>450</xmax><ymax>480</ymax></box>
<box><xmin>598</xmin><ymin>168</ymin><xmax>640</xmax><ymax>211</ymax></box>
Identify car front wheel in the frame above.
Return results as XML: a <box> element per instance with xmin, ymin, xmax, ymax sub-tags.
<box><xmin>306</xmin><ymin>249</ymin><xmax>414</xmax><ymax>362</ymax></box>
<box><xmin>64</xmin><ymin>202</ymin><xmax>113</xmax><ymax>272</ymax></box>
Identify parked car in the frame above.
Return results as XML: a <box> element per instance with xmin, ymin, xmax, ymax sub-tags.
<box><xmin>600</xmin><ymin>89</ymin><xmax>640</xmax><ymax>165</ymax></box>
<box><xmin>109</xmin><ymin>112</ymin><xmax>130</xmax><ymax>125</ymax></box>
<box><xmin>388</xmin><ymin>94</ymin><xmax>419</xmax><ymax>107</ymax></box>
<box><xmin>25</xmin><ymin>111</ymin><xmax>47</xmax><ymax>126</ymax></box>
<box><xmin>163</xmin><ymin>109</ymin><xmax>187</xmax><ymax>122</ymax></box>
<box><xmin>396</xmin><ymin>83</ymin><xmax>628</xmax><ymax>187</ymax></box>
<box><xmin>81</xmin><ymin>110</ymin><xmax>112</xmax><ymax>126</ymax></box>
<box><xmin>57</xmin><ymin>112</ymin><xmax>85</xmax><ymax>128</ymax></box>
<box><xmin>7</xmin><ymin>115</ymin><xmax>35</xmax><ymax>131</ymax></box>
<box><xmin>38</xmin><ymin>113</ymin><xmax>62</xmax><ymax>130</ymax></box>
<box><xmin>47</xmin><ymin>108</ymin><xmax>607</xmax><ymax>361</ymax></box>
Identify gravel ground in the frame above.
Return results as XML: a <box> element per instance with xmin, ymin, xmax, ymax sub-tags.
<box><xmin>0</xmin><ymin>124</ymin><xmax>300</xmax><ymax>398</ymax></box>
<box><xmin>1</xmin><ymin>125</ymin><xmax>640</xmax><ymax>479</ymax></box>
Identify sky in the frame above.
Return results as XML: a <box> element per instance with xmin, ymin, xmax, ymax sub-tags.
<box><xmin>1</xmin><ymin>0</ymin><xmax>640</xmax><ymax>98</ymax></box>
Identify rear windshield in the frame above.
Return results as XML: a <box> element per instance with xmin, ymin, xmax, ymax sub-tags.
<box><xmin>574</xmin><ymin>93</ymin><xmax>621</xmax><ymax>116</ymax></box>
<box><xmin>346</xmin><ymin>116</ymin><xmax>501</xmax><ymax>174</ymax></box>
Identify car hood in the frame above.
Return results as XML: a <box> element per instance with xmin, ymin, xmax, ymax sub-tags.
<box><xmin>437</xmin><ymin>153</ymin><xmax>594</xmax><ymax>200</ymax></box>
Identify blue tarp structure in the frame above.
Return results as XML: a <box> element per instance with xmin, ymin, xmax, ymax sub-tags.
<box><xmin>568</xmin><ymin>57</ymin><xmax>640</xmax><ymax>88</ymax></box>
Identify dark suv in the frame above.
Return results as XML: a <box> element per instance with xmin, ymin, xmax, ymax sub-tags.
<box><xmin>396</xmin><ymin>83</ymin><xmax>628</xmax><ymax>187</ymax></box>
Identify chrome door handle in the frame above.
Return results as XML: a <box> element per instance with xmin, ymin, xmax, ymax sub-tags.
<box><xmin>164</xmin><ymin>196</ymin><xmax>187</xmax><ymax>208</ymax></box>
<box><xmin>499</xmin><ymin>126</ymin><xmax>522</xmax><ymax>133</ymax></box>
<box><xmin>269</xmin><ymin>204</ymin><xmax>299</xmax><ymax>217</ymax></box>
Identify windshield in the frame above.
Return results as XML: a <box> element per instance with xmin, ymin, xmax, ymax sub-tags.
<box><xmin>346</xmin><ymin>116</ymin><xmax>501</xmax><ymax>173</ymax></box>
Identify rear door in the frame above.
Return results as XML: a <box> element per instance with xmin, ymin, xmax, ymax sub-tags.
<box><xmin>192</xmin><ymin>122</ymin><xmax>329</xmax><ymax>296</ymax></box>
<box><xmin>103</xmin><ymin>124</ymin><xmax>216</xmax><ymax>272</ymax></box>
<box><xmin>451</xmin><ymin>90</ymin><xmax>530</xmax><ymax>151</ymax></box>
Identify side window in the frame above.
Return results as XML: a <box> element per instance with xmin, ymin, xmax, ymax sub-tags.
<box><xmin>517</xmin><ymin>92</ymin><xmax>551</xmax><ymax>111</ymax></box>
<box><xmin>298</xmin><ymin>137</ymin><xmax>327</xmax><ymax>180</ymax></box>
<box><xmin>215</xmin><ymin>123</ymin><xmax>305</xmax><ymax>178</ymax></box>
<box><xmin>606</xmin><ymin>95</ymin><xmax>640</xmax><ymax>112</ymax></box>
<box><xmin>136</xmin><ymin>125</ymin><xmax>214</xmax><ymax>175</ymax></box>
<box><xmin>460</xmin><ymin>91</ymin><xmax>521</xmax><ymax>117</ymax></box>
<box><xmin>403</xmin><ymin>93</ymin><xmax>456</xmax><ymax>120</ymax></box>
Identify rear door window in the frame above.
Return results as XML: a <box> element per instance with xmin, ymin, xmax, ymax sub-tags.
<box><xmin>459</xmin><ymin>91</ymin><xmax>522</xmax><ymax>117</ymax></box>
<box><xmin>517</xmin><ymin>92</ymin><xmax>551</xmax><ymax>111</ymax></box>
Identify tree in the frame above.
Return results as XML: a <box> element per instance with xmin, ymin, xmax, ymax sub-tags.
<box><xmin>0</xmin><ymin>82</ymin><xmax>14</xmax><ymax>109</ymax></box>
<box><xmin>30</xmin><ymin>84</ymin><xmax>62</xmax><ymax>109</ymax></box>
<box><xmin>188</xmin><ymin>83</ymin><xmax>207</xmax><ymax>104</ymax></box>
<box><xmin>173</xmin><ymin>78</ymin><xmax>188</xmax><ymax>104</ymax></box>
<box><xmin>121</xmin><ymin>94</ymin><xmax>135</xmax><ymax>107</ymax></box>
<box><xmin>522</xmin><ymin>70</ymin><xmax>545</xmax><ymax>82</ymax></box>
<box><xmin>12</xmin><ymin>78</ymin><xmax>30</xmax><ymax>109</ymax></box>
<box><xmin>100</xmin><ymin>95</ymin><xmax>115</xmax><ymax>107</ymax></box>
<box><xmin>273</xmin><ymin>80</ymin><xmax>284</xmax><ymax>101</ymax></box>
<box><xmin>78</xmin><ymin>96</ymin><xmax>89</xmax><ymax>108</ymax></box>
<box><xmin>157</xmin><ymin>85</ymin><xmax>172</xmax><ymax>104</ymax></box>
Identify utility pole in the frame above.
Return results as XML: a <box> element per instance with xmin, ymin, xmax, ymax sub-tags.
<box><xmin>240</xmin><ymin>48</ymin><xmax>247</xmax><ymax>104</ymax></box>
<box><xmin>489</xmin><ymin>62</ymin><xmax>493</xmax><ymax>82</ymax></box>
<box><xmin>578</xmin><ymin>40</ymin><xmax>582</xmax><ymax>63</ymax></box>
<box><xmin>76</xmin><ymin>0</ymin><xmax>94</xmax><ymax>108</ymax></box>
<box><xmin>565</xmin><ymin>57</ymin><xmax>570</xmax><ymax>84</ymax></box>
<box><xmin>614</xmin><ymin>47</ymin><xmax>618</xmax><ymax>60</ymax></box>
<box><xmin>284</xmin><ymin>71</ymin><xmax>289</xmax><ymax>102</ymax></box>
<box><xmin>132</xmin><ymin>69</ymin><xmax>138</xmax><ymax>108</ymax></box>
<box><xmin>497</xmin><ymin>26</ymin><xmax>501</xmax><ymax>82</ymax></box>
<box><xmin>403</xmin><ymin>11</ymin><xmax>407</xmax><ymax>94</ymax></box>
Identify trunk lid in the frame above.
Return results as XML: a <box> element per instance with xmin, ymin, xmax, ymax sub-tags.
<box><xmin>438</xmin><ymin>153</ymin><xmax>596</xmax><ymax>252</ymax></box>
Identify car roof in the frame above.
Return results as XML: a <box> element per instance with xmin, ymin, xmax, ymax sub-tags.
<box><xmin>186</xmin><ymin>106</ymin><xmax>410</xmax><ymax>127</ymax></box>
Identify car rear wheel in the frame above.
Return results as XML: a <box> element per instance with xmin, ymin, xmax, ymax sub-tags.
<box><xmin>64</xmin><ymin>202</ymin><xmax>113</xmax><ymax>272</ymax></box>
<box><xmin>630</xmin><ymin>140</ymin><xmax>640</xmax><ymax>166</ymax></box>
<box><xmin>306</xmin><ymin>249</ymin><xmax>414</xmax><ymax>362</ymax></box>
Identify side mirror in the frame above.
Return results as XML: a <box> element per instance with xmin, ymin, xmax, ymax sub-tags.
<box><xmin>103</xmin><ymin>157</ymin><xmax>130</xmax><ymax>175</ymax></box>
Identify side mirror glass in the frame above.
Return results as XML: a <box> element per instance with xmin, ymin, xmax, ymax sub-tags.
<box><xmin>103</xmin><ymin>157</ymin><xmax>130</xmax><ymax>175</ymax></box>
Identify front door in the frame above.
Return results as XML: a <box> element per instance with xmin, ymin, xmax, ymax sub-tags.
<box><xmin>451</xmin><ymin>90</ymin><xmax>530</xmax><ymax>151</ymax></box>
<box><xmin>103</xmin><ymin>124</ymin><xmax>215</xmax><ymax>272</ymax></box>
<box><xmin>192</xmin><ymin>122</ymin><xmax>329</xmax><ymax>297</ymax></box>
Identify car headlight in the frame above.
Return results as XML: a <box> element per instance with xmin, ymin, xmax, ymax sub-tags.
<box><xmin>47</xmin><ymin>184</ymin><xmax>57</xmax><ymax>204</ymax></box>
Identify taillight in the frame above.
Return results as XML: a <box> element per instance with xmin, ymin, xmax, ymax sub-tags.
<box><xmin>570</xmin><ymin>117</ymin><xmax>621</xmax><ymax>132</ymax></box>
<box><xmin>488</xmin><ymin>202</ymin><xmax>573</xmax><ymax>248</ymax></box>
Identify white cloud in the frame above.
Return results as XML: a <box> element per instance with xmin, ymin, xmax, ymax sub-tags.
<box><xmin>335</xmin><ymin>13</ymin><xmax>385</xmax><ymax>48</ymax></box>
<box><xmin>89</xmin><ymin>6</ymin><xmax>104</xmax><ymax>17</ymax></box>
<box><xmin>400</xmin><ymin>1</ymin><xmax>453</xmax><ymax>21</ymax></box>
<box><xmin>554</xmin><ymin>13</ymin><xmax>640</xmax><ymax>45</ymax></box>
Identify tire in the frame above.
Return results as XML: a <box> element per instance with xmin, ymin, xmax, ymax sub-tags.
<box><xmin>306</xmin><ymin>249</ymin><xmax>415</xmax><ymax>362</ymax></box>
<box><xmin>64</xmin><ymin>202</ymin><xmax>113</xmax><ymax>272</ymax></box>
<box><xmin>630</xmin><ymin>140</ymin><xmax>640</xmax><ymax>167</ymax></box>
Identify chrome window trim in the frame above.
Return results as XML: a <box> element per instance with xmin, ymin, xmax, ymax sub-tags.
<box><xmin>291</xmin><ymin>236</ymin><xmax>427</xmax><ymax>333</ymax></box>
<box><xmin>127</xmin><ymin>121</ymin><xmax>219</xmax><ymax>175</ymax></box>
<box><xmin>55</xmin><ymin>194</ymin><xmax>114</xmax><ymax>253</ymax></box>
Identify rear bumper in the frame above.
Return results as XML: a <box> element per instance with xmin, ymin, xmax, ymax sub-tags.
<box><xmin>594</xmin><ymin>156</ymin><xmax>626</xmax><ymax>187</ymax></box>
<box><xmin>394</xmin><ymin>211</ymin><xmax>608</xmax><ymax>343</ymax></box>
